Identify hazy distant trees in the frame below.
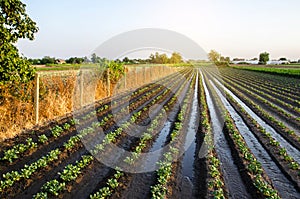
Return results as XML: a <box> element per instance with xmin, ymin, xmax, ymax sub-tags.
<box><xmin>208</xmin><ymin>50</ymin><xmax>230</xmax><ymax>66</ymax></box>
<box><xmin>208</xmin><ymin>50</ymin><xmax>221</xmax><ymax>63</ymax></box>
<box><xmin>279</xmin><ymin>57</ymin><xmax>287</xmax><ymax>61</ymax></box>
<box><xmin>170</xmin><ymin>52</ymin><xmax>183</xmax><ymax>63</ymax></box>
<box><xmin>66</xmin><ymin>57</ymin><xmax>84</xmax><ymax>64</ymax></box>
<box><xmin>259</xmin><ymin>52</ymin><xmax>270</xmax><ymax>65</ymax></box>
<box><xmin>149</xmin><ymin>52</ymin><xmax>183</xmax><ymax>64</ymax></box>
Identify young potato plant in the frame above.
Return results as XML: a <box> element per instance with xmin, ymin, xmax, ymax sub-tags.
<box><xmin>90</xmin><ymin>169</ymin><xmax>124</xmax><ymax>199</ymax></box>
<box><xmin>51</xmin><ymin>125</ymin><xmax>63</xmax><ymax>138</ymax></box>
<box><xmin>38</xmin><ymin>134</ymin><xmax>48</xmax><ymax>144</ymax></box>
<box><xmin>1</xmin><ymin>138</ymin><xmax>38</xmax><ymax>163</ymax></box>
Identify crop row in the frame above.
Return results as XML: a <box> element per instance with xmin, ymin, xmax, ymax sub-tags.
<box><xmin>223</xmin><ymin>113</ymin><xmax>280</xmax><ymax>198</ymax></box>
<box><xmin>217</xmin><ymin>76</ymin><xmax>300</xmax><ymax>150</ymax></box>
<box><xmin>226</xmin><ymin>68</ymin><xmax>300</xmax><ymax>96</ymax></box>
<box><xmin>150</xmin><ymin>73</ymin><xmax>196</xmax><ymax>199</ymax></box>
<box><xmin>208</xmin><ymin>69</ymin><xmax>300</xmax><ymax>126</ymax></box>
<box><xmin>203</xmin><ymin>75</ymin><xmax>280</xmax><ymax>198</ymax></box>
<box><xmin>219</xmin><ymin>72</ymin><xmax>300</xmax><ymax>115</ymax></box>
<box><xmin>219</xmin><ymin>70</ymin><xmax>300</xmax><ymax>108</ymax></box>
<box><xmin>225</xmin><ymin>92</ymin><xmax>300</xmax><ymax>190</ymax></box>
<box><xmin>198</xmin><ymin>72</ymin><xmax>226</xmax><ymax>198</ymax></box>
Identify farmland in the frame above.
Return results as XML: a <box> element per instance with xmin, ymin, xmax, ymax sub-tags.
<box><xmin>0</xmin><ymin>66</ymin><xmax>300</xmax><ymax>199</ymax></box>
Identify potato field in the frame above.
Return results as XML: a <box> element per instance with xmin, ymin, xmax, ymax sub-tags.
<box><xmin>0</xmin><ymin>67</ymin><xmax>299</xmax><ymax>199</ymax></box>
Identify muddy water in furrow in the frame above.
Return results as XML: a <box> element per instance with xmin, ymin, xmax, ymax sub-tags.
<box><xmin>210</xmin><ymin>80</ymin><xmax>300</xmax><ymax>199</ymax></box>
<box><xmin>214</xmin><ymin>78</ymin><xmax>300</xmax><ymax>165</ymax></box>
<box><xmin>139</xmin><ymin>77</ymin><xmax>192</xmax><ymax>173</ymax></box>
<box><xmin>182</xmin><ymin>72</ymin><xmax>199</xmax><ymax>179</ymax></box>
<box><xmin>200</xmin><ymin>72</ymin><xmax>250</xmax><ymax>199</ymax></box>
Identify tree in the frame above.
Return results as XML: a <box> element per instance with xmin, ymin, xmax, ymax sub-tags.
<box><xmin>208</xmin><ymin>50</ymin><xmax>221</xmax><ymax>64</ymax></box>
<box><xmin>279</xmin><ymin>57</ymin><xmax>287</xmax><ymax>61</ymax></box>
<box><xmin>170</xmin><ymin>52</ymin><xmax>183</xmax><ymax>64</ymax></box>
<box><xmin>40</xmin><ymin>56</ymin><xmax>56</xmax><ymax>65</ymax></box>
<box><xmin>122</xmin><ymin>57</ymin><xmax>130</xmax><ymax>63</ymax></box>
<box><xmin>66</xmin><ymin>57</ymin><xmax>84</xmax><ymax>64</ymax></box>
<box><xmin>0</xmin><ymin>0</ymin><xmax>38</xmax><ymax>85</ymax></box>
<box><xmin>259</xmin><ymin>52</ymin><xmax>270</xmax><ymax>65</ymax></box>
<box><xmin>208</xmin><ymin>50</ymin><xmax>229</xmax><ymax>66</ymax></box>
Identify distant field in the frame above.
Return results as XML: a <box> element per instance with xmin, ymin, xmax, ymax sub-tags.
<box><xmin>35</xmin><ymin>64</ymin><xmax>96</xmax><ymax>71</ymax></box>
<box><xmin>231</xmin><ymin>64</ymin><xmax>300</xmax><ymax>77</ymax></box>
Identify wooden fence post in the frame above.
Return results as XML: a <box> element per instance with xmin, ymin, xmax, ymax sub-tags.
<box><xmin>80</xmin><ymin>71</ymin><xmax>84</xmax><ymax>107</ymax></box>
<box><xmin>34</xmin><ymin>74</ymin><xmax>40</xmax><ymax>124</ymax></box>
<box><xmin>143</xmin><ymin>67</ymin><xmax>146</xmax><ymax>84</ymax></box>
<box><xmin>124</xmin><ymin>66</ymin><xmax>127</xmax><ymax>90</ymax></box>
<box><xmin>135</xmin><ymin>67</ymin><xmax>138</xmax><ymax>87</ymax></box>
<box><xmin>107</xmin><ymin>68</ymin><xmax>111</xmax><ymax>96</ymax></box>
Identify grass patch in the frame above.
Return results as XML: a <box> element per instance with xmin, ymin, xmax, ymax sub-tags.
<box><xmin>231</xmin><ymin>65</ymin><xmax>300</xmax><ymax>78</ymax></box>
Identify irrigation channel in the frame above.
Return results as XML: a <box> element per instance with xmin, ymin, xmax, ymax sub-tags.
<box><xmin>0</xmin><ymin>68</ymin><xmax>300</xmax><ymax>198</ymax></box>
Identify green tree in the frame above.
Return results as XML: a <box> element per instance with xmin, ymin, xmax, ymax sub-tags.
<box><xmin>159</xmin><ymin>53</ymin><xmax>169</xmax><ymax>64</ymax></box>
<box><xmin>208</xmin><ymin>50</ymin><xmax>221</xmax><ymax>64</ymax></box>
<box><xmin>259</xmin><ymin>52</ymin><xmax>270</xmax><ymax>65</ymax></box>
<box><xmin>279</xmin><ymin>57</ymin><xmax>287</xmax><ymax>61</ymax></box>
<box><xmin>40</xmin><ymin>56</ymin><xmax>56</xmax><ymax>65</ymax></box>
<box><xmin>0</xmin><ymin>0</ymin><xmax>38</xmax><ymax>85</ymax></box>
<box><xmin>170</xmin><ymin>52</ymin><xmax>183</xmax><ymax>64</ymax></box>
<box><xmin>66</xmin><ymin>57</ymin><xmax>84</xmax><ymax>64</ymax></box>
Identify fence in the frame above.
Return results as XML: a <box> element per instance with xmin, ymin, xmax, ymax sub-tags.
<box><xmin>33</xmin><ymin>65</ymin><xmax>177</xmax><ymax>124</ymax></box>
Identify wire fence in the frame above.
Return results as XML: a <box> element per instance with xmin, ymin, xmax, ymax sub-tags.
<box><xmin>0</xmin><ymin>65</ymin><xmax>178</xmax><ymax>140</ymax></box>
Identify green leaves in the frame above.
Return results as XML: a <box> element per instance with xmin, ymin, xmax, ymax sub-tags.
<box><xmin>0</xmin><ymin>0</ymin><xmax>38</xmax><ymax>85</ymax></box>
<box><xmin>1</xmin><ymin>138</ymin><xmax>37</xmax><ymax>163</ymax></box>
<box><xmin>42</xmin><ymin>180</ymin><xmax>65</xmax><ymax>196</ymax></box>
<box><xmin>51</xmin><ymin>125</ymin><xmax>63</xmax><ymax>138</ymax></box>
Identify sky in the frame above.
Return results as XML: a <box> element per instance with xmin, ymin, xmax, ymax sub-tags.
<box><xmin>17</xmin><ymin>0</ymin><xmax>300</xmax><ymax>60</ymax></box>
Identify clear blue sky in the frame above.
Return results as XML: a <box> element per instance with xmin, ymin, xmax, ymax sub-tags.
<box><xmin>17</xmin><ymin>0</ymin><xmax>300</xmax><ymax>60</ymax></box>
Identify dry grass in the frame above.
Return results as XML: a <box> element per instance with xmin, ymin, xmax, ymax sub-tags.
<box><xmin>0</xmin><ymin>66</ymin><xmax>176</xmax><ymax>140</ymax></box>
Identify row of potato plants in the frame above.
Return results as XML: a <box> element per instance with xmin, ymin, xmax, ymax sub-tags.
<box><xmin>80</xmin><ymin>69</ymin><xmax>180</xmax><ymax>120</ymax></box>
<box><xmin>198</xmin><ymin>72</ymin><xmax>227</xmax><ymax>199</ymax></box>
<box><xmin>218</xmin><ymin>77</ymin><xmax>300</xmax><ymax>148</ymax></box>
<box><xmin>223</xmin><ymin>113</ymin><xmax>280</xmax><ymax>198</ymax></box>
<box><xmin>220</xmin><ymin>72</ymin><xmax>300</xmax><ymax>115</ymax></box>
<box><xmin>0</xmin><ymin>121</ymin><xmax>75</xmax><ymax>164</ymax></box>
<box><xmin>209</xmin><ymin>69</ymin><xmax>300</xmax><ymax>134</ymax></box>
<box><xmin>209</xmin><ymin>70</ymin><xmax>300</xmax><ymax>124</ymax></box>
<box><xmin>124</xmin><ymin>73</ymin><xmax>192</xmax><ymax>165</ymax></box>
<box><xmin>88</xmin><ymin>72</ymin><xmax>193</xmax><ymax>199</ymax></box>
<box><xmin>202</xmin><ymin>73</ymin><xmax>280</xmax><ymax>198</ymax></box>
<box><xmin>224</xmin><ymin>68</ymin><xmax>300</xmax><ymax>97</ymax></box>
<box><xmin>33</xmin><ymin>71</ymin><xmax>190</xmax><ymax>198</ymax></box>
<box><xmin>209</xmin><ymin>73</ymin><xmax>300</xmax><ymax>172</ymax></box>
<box><xmin>150</xmin><ymin>73</ymin><xmax>196</xmax><ymax>199</ymax></box>
<box><xmin>220</xmin><ymin>69</ymin><xmax>300</xmax><ymax>104</ymax></box>
<box><xmin>225</xmin><ymin>93</ymin><xmax>300</xmax><ymax>186</ymax></box>
<box><xmin>220</xmin><ymin>71</ymin><xmax>300</xmax><ymax>108</ymax></box>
